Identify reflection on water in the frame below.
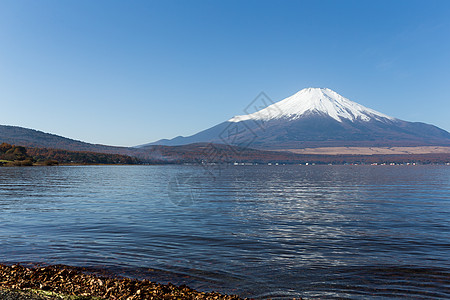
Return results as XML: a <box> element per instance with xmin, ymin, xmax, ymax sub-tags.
<box><xmin>1</xmin><ymin>165</ymin><xmax>449</xmax><ymax>299</ymax></box>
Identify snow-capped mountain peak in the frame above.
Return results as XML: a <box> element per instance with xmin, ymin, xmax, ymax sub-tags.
<box><xmin>229</xmin><ymin>87</ymin><xmax>395</xmax><ymax>123</ymax></box>
<box><xmin>143</xmin><ymin>87</ymin><xmax>450</xmax><ymax>149</ymax></box>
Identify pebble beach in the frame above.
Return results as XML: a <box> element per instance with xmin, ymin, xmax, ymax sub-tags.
<box><xmin>0</xmin><ymin>264</ymin><xmax>247</xmax><ymax>300</ymax></box>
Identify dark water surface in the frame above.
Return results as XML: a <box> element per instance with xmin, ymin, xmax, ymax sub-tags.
<box><xmin>1</xmin><ymin>165</ymin><xmax>449</xmax><ymax>299</ymax></box>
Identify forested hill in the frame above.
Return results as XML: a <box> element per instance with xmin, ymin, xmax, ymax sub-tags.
<box><xmin>0</xmin><ymin>125</ymin><xmax>133</xmax><ymax>154</ymax></box>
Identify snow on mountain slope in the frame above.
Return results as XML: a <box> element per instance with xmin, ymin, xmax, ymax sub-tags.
<box><xmin>229</xmin><ymin>88</ymin><xmax>395</xmax><ymax>123</ymax></box>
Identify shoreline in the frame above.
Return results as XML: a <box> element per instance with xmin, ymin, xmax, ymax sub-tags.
<box><xmin>0</xmin><ymin>264</ymin><xmax>247</xmax><ymax>300</ymax></box>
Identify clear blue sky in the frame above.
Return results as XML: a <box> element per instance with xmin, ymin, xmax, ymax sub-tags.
<box><xmin>1</xmin><ymin>0</ymin><xmax>449</xmax><ymax>146</ymax></box>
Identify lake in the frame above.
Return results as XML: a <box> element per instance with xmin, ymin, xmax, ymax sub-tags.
<box><xmin>1</xmin><ymin>165</ymin><xmax>449</xmax><ymax>299</ymax></box>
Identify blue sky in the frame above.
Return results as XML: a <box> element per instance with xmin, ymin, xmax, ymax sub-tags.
<box><xmin>1</xmin><ymin>0</ymin><xmax>449</xmax><ymax>146</ymax></box>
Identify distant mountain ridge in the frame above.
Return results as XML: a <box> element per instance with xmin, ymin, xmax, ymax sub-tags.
<box><xmin>142</xmin><ymin>88</ymin><xmax>450</xmax><ymax>149</ymax></box>
<box><xmin>0</xmin><ymin>124</ymin><xmax>157</xmax><ymax>163</ymax></box>
<box><xmin>1</xmin><ymin>125</ymin><xmax>98</xmax><ymax>149</ymax></box>
<box><xmin>1</xmin><ymin>123</ymin><xmax>450</xmax><ymax>164</ymax></box>
<box><xmin>0</xmin><ymin>125</ymin><xmax>130</xmax><ymax>153</ymax></box>
<box><xmin>2</xmin><ymin>88</ymin><xmax>450</xmax><ymax>164</ymax></box>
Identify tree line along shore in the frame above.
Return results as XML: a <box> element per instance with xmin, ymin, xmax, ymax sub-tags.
<box><xmin>1</xmin><ymin>141</ymin><xmax>450</xmax><ymax>167</ymax></box>
<box><xmin>0</xmin><ymin>143</ymin><xmax>140</xmax><ymax>166</ymax></box>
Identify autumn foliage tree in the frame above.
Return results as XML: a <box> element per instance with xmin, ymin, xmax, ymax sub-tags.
<box><xmin>0</xmin><ymin>143</ymin><xmax>34</xmax><ymax>165</ymax></box>
<box><xmin>1</xmin><ymin>142</ymin><xmax>141</xmax><ymax>166</ymax></box>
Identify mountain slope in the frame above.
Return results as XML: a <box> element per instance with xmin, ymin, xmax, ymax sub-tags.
<box><xmin>2</xmin><ymin>124</ymin><xmax>449</xmax><ymax>164</ymax></box>
<box><xmin>142</xmin><ymin>88</ymin><xmax>450</xmax><ymax>149</ymax></box>
<box><xmin>0</xmin><ymin>125</ymin><xmax>126</xmax><ymax>152</ymax></box>
<box><xmin>0</xmin><ymin>124</ymin><xmax>156</xmax><ymax>160</ymax></box>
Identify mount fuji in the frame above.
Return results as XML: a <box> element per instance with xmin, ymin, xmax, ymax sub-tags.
<box><xmin>141</xmin><ymin>88</ymin><xmax>450</xmax><ymax>149</ymax></box>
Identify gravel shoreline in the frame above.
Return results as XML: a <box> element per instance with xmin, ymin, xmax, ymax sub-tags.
<box><xmin>0</xmin><ymin>264</ymin><xmax>247</xmax><ymax>300</ymax></box>
<box><xmin>0</xmin><ymin>289</ymin><xmax>57</xmax><ymax>300</ymax></box>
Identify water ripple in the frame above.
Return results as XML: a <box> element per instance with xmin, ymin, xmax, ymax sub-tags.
<box><xmin>1</xmin><ymin>165</ymin><xmax>449</xmax><ymax>299</ymax></box>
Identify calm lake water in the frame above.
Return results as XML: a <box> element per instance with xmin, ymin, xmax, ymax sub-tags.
<box><xmin>1</xmin><ymin>165</ymin><xmax>449</xmax><ymax>299</ymax></box>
